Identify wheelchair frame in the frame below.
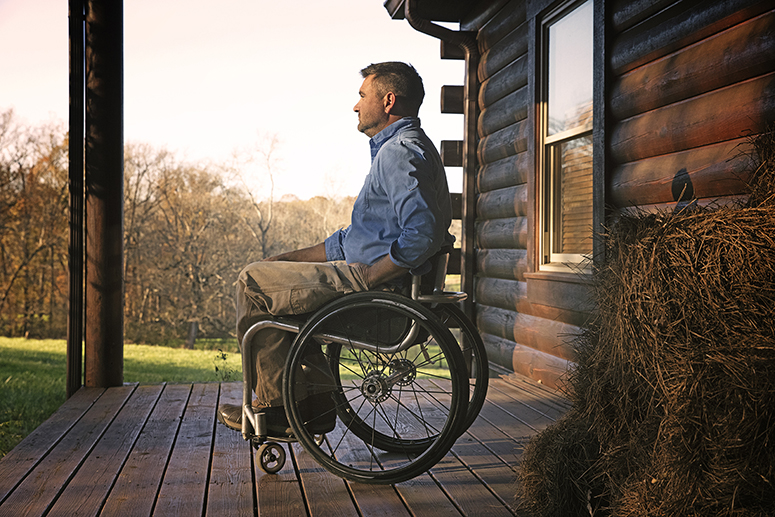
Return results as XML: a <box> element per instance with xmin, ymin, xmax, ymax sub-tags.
<box><xmin>238</xmin><ymin>251</ymin><xmax>488</xmax><ymax>484</ymax></box>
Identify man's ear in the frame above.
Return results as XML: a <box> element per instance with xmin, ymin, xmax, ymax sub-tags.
<box><xmin>383</xmin><ymin>92</ymin><xmax>397</xmax><ymax>114</ymax></box>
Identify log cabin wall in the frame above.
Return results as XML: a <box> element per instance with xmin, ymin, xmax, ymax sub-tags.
<box><xmin>608</xmin><ymin>0</ymin><xmax>775</xmax><ymax>211</ymax></box>
<box><xmin>458</xmin><ymin>0</ymin><xmax>584</xmax><ymax>388</ymax></box>
<box><xmin>450</xmin><ymin>0</ymin><xmax>774</xmax><ymax>389</ymax></box>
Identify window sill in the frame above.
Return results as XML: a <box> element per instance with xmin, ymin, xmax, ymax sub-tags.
<box><xmin>525</xmin><ymin>268</ymin><xmax>593</xmax><ymax>284</ymax></box>
<box><xmin>534</xmin><ymin>262</ymin><xmax>592</xmax><ymax>277</ymax></box>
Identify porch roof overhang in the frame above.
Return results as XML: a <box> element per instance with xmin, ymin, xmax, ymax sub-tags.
<box><xmin>383</xmin><ymin>0</ymin><xmax>474</xmax><ymax>22</ymax></box>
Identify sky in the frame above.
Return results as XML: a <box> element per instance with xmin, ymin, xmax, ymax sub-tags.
<box><xmin>0</xmin><ymin>0</ymin><xmax>464</xmax><ymax>199</ymax></box>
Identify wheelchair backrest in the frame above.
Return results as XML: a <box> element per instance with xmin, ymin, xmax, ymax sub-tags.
<box><xmin>414</xmin><ymin>247</ymin><xmax>453</xmax><ymax>298</ymax></box>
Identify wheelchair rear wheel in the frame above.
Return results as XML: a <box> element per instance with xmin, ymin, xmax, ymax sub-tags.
<box><xmin>283</xmin><ymin>292</ymin><xmax>468</xmax><ymax>485</ymax></box>
<box><xmin>431</xmin><ymin>304</ymin><xmax>489</xmax><ymax>433</ymax></box>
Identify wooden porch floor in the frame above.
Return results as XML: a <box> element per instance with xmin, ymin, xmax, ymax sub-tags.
<box><xmin>0</xmin><ymin>376</ymin><xmax>569</xmax><ymax>517</ymax></box>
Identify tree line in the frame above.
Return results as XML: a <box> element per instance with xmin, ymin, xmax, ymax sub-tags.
<box><xmin>0</xmin><ymin>109</ymin><xmax>354</xmax><ymax>344</ymax></box>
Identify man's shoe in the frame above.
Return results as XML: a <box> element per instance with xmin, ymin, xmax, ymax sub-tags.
<box><xmin>216</xmin><ymin>394</ymin><xmax>336</xmax><ymax>436</ymax></box>
<box><xmin>216</xmin><ymin>403</ymin><xmax>293</xmax><ymax>437</ymax></box>
<box><xmin>216</xmin><ymin>403</ymin><xmax>243</xmax><ymax>431</ymax></box>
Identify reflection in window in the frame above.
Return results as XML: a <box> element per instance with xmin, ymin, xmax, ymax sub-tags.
<box><xmin>547</xmin><ymin>0</ymin><xmax>593</xmax><ymax>136</ymax></box>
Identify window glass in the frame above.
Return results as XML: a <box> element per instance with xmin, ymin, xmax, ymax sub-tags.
<box><xmin>552</xmin><ymin>135</ymin><xmax>593</xmax><ymax>255</ymax></box>
<box><xmin>547</xmin><ymin>0</ymin><xmax>593</xmax><ymax>136</ymax></box>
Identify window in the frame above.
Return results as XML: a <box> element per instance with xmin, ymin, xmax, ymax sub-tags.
<box><xmin>539</xmin><ymin>0</ymin><xmax>593</xmax><ymax>271</ymax></box>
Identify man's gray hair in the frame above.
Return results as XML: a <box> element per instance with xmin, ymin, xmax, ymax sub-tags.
<box><xmin>360</xmin><ymin>62</ymin><xmax>425</xmax><ymax>115</ymax></box>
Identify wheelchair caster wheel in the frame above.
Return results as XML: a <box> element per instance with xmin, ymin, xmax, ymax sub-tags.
<box><xmin>257</xmin><ymin>442</ymin><xmax>286</xmax><ymax>474</ymax></box>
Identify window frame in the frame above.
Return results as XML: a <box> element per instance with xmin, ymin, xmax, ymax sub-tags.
<box><xmin>537</xmin><ymin>0</ymin><xmax>594</xmax><ymax>273</ymax></box>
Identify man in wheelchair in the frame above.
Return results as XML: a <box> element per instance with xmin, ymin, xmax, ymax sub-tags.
<box><xmin>216</xmin><ymin>61</ymin><xmax>455</xmax><ymax>437</ymax></box>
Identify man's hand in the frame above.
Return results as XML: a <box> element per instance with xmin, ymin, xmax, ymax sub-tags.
<box><xmin>351</xmin><ymin>255</ymin><xmax>409</xmax><ymax>289</ymax></box>
<box><xmin>263</xmin><ymin>242</ymin><xmax>327</xmax><ymax>263</ymax></box>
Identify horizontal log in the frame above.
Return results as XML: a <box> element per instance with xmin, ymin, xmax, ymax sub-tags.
<box><xmin>476</xmin><ymin>305</ymin><xmax>579</xmax><ymax>362</ymax></box>
<box><xmin>609</xmin><ymin>138</ymin><xmax>751</xmax><ymax>207</ymax></box>
<box><xmin>530</xmin><ymin>303</ymin><xmax>590</xmax><ymax>329</ymax></box>
<box><xmin>440</xmin><ymin>85</ymin><xmax>464</xmax><ymax>114</ymax></box>
<box><xmin>474</xmin><ymin>0</ymin><xmax>526</xmax><ymax>53</ymax></box>
<box><xmin>614</xmin><ymin>194</ymin><xmax>747</xmax><ymax>214</ymax></box>
<box><xmin>478</xmin><ymin>21</ymin><xmax>528</xmax><ymax>82</ymax></box>
<box><xmin>611</xmin><ymin>0</ymin><xmax>675</xmax><ymax>32</ymax></box>
<box><xmin>475</xmin><ymin>276</ymin><xmax>527</xmax><ymax>312</ymax></box>
<box><xmin>478</xmin><ymin>85</ymin><xmax>528</xmax><ymax>137</ymax></box>
<box><xmin>476</xmin><ymin>271</ymin><xmax>593</xmax><ymax>327</ymax></box>
<box><xmin>441</xmin><ymin>140</ymin><xmax>463</xmax><ymax>167</ymax></box>
<box><xmin>475</xmin><ymin>216</ymin><xmax>527</xmax><ymax>250</ymax></box>
<box><xmin>477</xmin><ymin>119</ymin><xmax>529</xmax><ymax>166</ymax></box>
<box><xmin>611</xmin><ymin>9</ymin><xmax>775</xmax><ymax>120</ymax></box>
<box><xmin>480</xmin><ymin>332</ymin><xmax>518</xmax><ymax>375</ymax></box>
<box><xmin>481</xmin><ymin>333</ymin><xmax>571</xmax><ymax>389</ymax></box>
<box><xmin>610</xmin><ymin>72</ymin><xmax>775</xmax><ymax>164</ymax></box>
<box><xmin>479</xmin><ymin>54</ymin><xmax>528</xmax><ymax>108</ymax></box>
<box><xmin>611</xmin><ymin>0</ymin><xmax>772</xmax><ymax>75</ymax></box>
<box><xmin>477</xmin><ymin>184</ymin><xmax>528</xmax><ymax>220</ymax></box>
<box><xmin>525</xmin><ymin>273</ymin><xmax>595</xmax><ymax>315</ymax></box>
<box><xmin>509</xmin><ymin>344</ymin><xmax>571</xmax><ymax>389</ymax></box>
<box><xmin>475</xmin><ymin>248</ymin><xmax>528</xmax><ymax>281</ymax></box>
<box><xmin>477</xmin><ymin>152</ymin><xmax>530</xmax><ymax>193</ymax></box>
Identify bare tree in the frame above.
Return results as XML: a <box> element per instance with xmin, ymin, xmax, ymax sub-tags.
<box><xmin>223</xmin><ymin>133</ymin><xmax>281</xmax><ymax>259</ymax></box>
<box><xmin>123</xmin><ymin>151</ymin><xmax>255</xmax><ymax>345</ymax></box>
<box><xmin>0</xmin><ymin>109</ymin><xmax>68</xmax><ymax>337</ymax></box>
<box><xmin>0</xmin><ymin>115</ymin><xmax>356</xmax><ymax>344</ymax></box>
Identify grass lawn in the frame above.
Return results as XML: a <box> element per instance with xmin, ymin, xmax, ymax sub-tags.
<box><xmin>0</xmin><ymin>337</ymin><xmax>242</xmax><ymax>458</ymax></box>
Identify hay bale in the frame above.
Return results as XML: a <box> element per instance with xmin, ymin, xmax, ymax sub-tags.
<box><xmin>518</xmin><ymin>129</ymin><xmax>775</xmax><ymax>516</ymax></box>
<box><xmin>580</xmin><ymin>206</ymin><xmax>775</xmax><ymax>516</ymax></box>
<box><xmin>518</xmin><ymin>411</ymin><xmax>604</xmax><ymax>516</ymax></box>
<box><xmin>744</xmin><ymin>127</ymin><xmax>775</xmax><ymax>208</ymax></box>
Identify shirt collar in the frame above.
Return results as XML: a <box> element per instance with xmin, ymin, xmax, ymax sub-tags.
<box><xmin>369</xmin><ymin>117</ymin><xmax>420</xmax><ymax>161</ymax></box>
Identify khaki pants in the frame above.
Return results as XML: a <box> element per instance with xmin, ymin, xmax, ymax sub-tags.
<box><xmin>236</xmin><ymin>260</ymin><xmax>370</xmax><ymax>407</ymax></box>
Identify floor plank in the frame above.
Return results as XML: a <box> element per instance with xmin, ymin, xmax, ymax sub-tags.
<box><xmin>448</xmin><ymin>432</ymin><xmax>521</xmax><ymax>515</ymax></box>
<box><xmin>206</xmin><ymin>382</ymin><xmax>255</xmax><ymax>517</ymax></box>
<box><xmin>256</xmin><ymin>443</ymin><xmax>307</xmax><ymax>517</ymax></box>
<box><xmin>291</xmin><ymin>441</ymin><xmax>358</xmax><ymax>517</ymax></box>
<box><xmin>347</xmin><ymin>481</ymin><xmax>411</xmax><ymax>517</ymax></box>
<box><xmin>392</xmin><ymin>472</ymin><xmax>464</xmax><ymax>517</ymax></box>
<box><xmin>47</xmin><ymin>384</ymin><xmax>164</xmax><ymax>517</ymax></box>
<box><xmin>489</xmin><ymin>378</ymin><xmax>569</xmax><ymax>419</ymax></box>
<box><xmin>1</xmin><ymin>385</ymin><xmax>135</xmax><ymax>517</ymax></box>
<box><xmin>428</xmin><ymin>451</ymin><xmax>514</xmax><ymax>517</ymax></box>
<box><xmin>100</xmin><ymin>384</ymin><xmax>191</xmax><ymax>517</ymax></box>
<box><xmin>465</xmin><ymin>400</ymin><xmax>535</xmax><ymax>468</ymax></box>
<box><xmin>0</xmin><ymin>387</ymin><xmax>104</xmax><ymax>505</ymax></box>
<box><xmin>0</xmin><ymin>376</ymin><xmax>568</xmax><ymax>517</ymax></box>
<box><xmin>153</xmin><ymin>383</ymin><xmax>218</xmax><ymax>517</ymax></box>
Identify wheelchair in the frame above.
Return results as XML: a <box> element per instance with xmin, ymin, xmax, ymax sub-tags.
<box><xmin>238</xmin><ymin>251</ymin><xmax>488</xmax><ymax>485</ymax></box>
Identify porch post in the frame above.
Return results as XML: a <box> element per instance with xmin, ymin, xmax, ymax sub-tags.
<box><xmin>84</xmin><ymin>0</ymin><xmax>124</xmax><ymax>387</ymax></box>
<box><xmin>67</xmin><ymin>0</ymin><xmax>85</xmax><ymax>398</ymax></box>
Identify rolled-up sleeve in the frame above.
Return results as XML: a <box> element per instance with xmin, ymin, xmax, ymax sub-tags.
<box><xmin>324</xmin><ymin>227</ymin><xmax>349</xmax><ymax>261</ymax></box>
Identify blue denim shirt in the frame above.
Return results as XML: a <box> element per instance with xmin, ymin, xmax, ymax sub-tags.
<box><xmin>325</xmin><ymin>117</ymin><xmax>454</xmax><ymax>275</ymax></box>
